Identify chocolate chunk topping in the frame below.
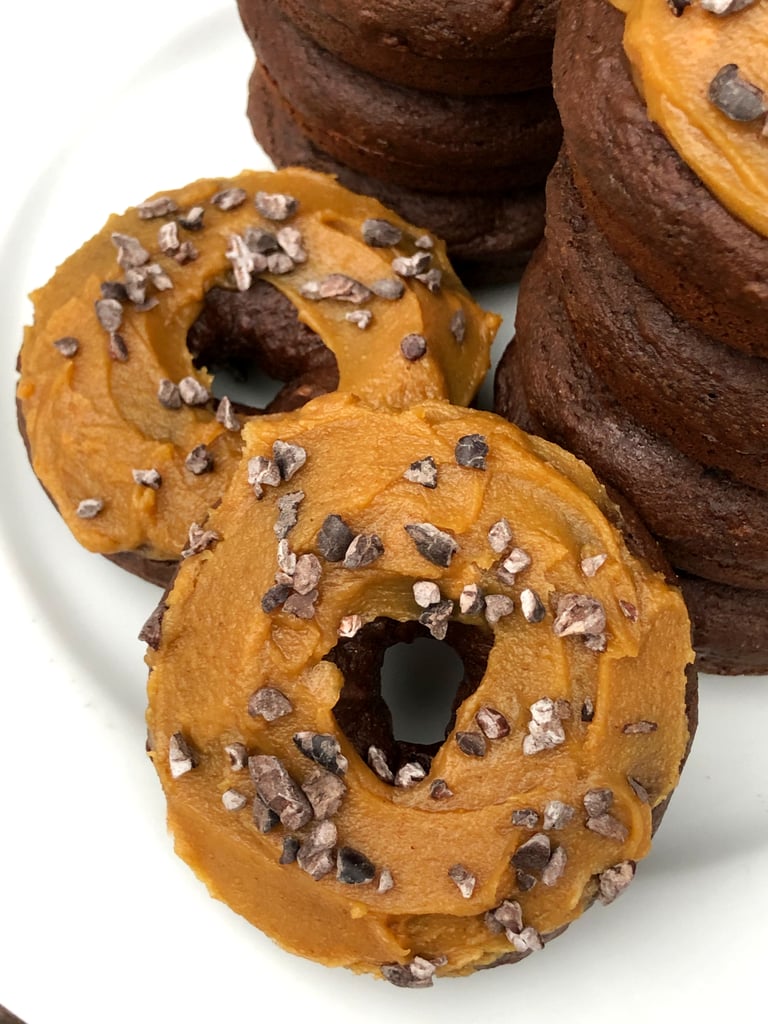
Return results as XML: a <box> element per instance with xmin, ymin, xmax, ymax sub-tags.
<box><xmin>598</xmin><ymin>861</ymin><xmax>636</xmax><ymax>905</ymax></box>
<box><xmin>455</xmin><ymin>731</ymin><xmax>487</xmax><ymax>757</ymax></box>
<box><xmin>520</xmin><ymin>588</ymin><xmax>546</xmax><ymax>624</ymax></box>
<box><xmin>405</xmin><ymin>523</ymin><xmax>458</xmax><ymax>567</ymax></box>
<box><xmin>297</xmin><ymin>823</ymin><xmax>337</xmax><ymax>880</ymax></box>
<box><xmin>450</xmin><ymin>308</ymin><xmax>467</xmax><ymax>344</ymax></box>
<box><xmin>419</xmin><ymin>599</ymin><xmax>454</xmax><ymax>640</ymax></box>
<box><xmin>53</xmin><ymin>336</ymin><xmax>79</xmax><ymax>357</ymax></box>
<box><xmin>267</xmin><ymin>251</ymin><xmax>295</xmax><ymax>276</ymax></box>
<box><xmin>552</xmin><ymin>593</ymin><xmax>607</xmax><ymax>638</ymax></box>
<box><xmin>459</xmin><ymin>583</ymin><xmax>485</xmax><ymax>615</ymax></box>
<box><xmin>181</xmin><ymin>522</ymin><xmax>220</xmax><ymax>558</ymax></box>
<box><xmin>100</xmin><ymin>281</ymin><xmax>128</xmax><ymax>302</ymax></box>
<box><xmin>185</xmin><ymin>444</ymin><xmax>214</xmax><ymax>476</ymax></box>
<box><xmin>292</xmin><ymin>553</ymin><xmax>322</xmax><ymax>595</ymax></box>
<box><xmin>498</xmin><ymin>548</ymin><xmax>532</xmax><ymax>585</ymax></box>
<box><xmin>623</xmin><ymin>720</ymin><xmax>658</xmax><ymax>735</ymax></box>
<box><xmin>95</xmin><ymin>297</ymin><xmax>123</xmax><ymax>333</ymax></box>
<box><xmin>430</xmin><ymin>778</ymin><xmax>453</xmax><ymax>800</ymax></box>
<box><xmin>628</xmin><ymin>776</ymin><xmax>650</xmax><ymax>804</ymax></box>
<box><xmin>274</xmin><ymin>491</ymin><xmax>304</xmax><ymax>540</ymax></box>
<box><xmin>111</xmin><ymin>232</ymin><xmax>150</xmax><ymax>269</ymax></box>
<box><xmin>157</xmin><ymin>378</ymin><xmax>181</xmax><ymax>409</ymax></box>
<box><xmin>511</xmin><ymin>809</ymin><xmax>539</xmax><ymax>829</ymax></box>
<box><xmin>248</xmin><ymin>686</ymin><xmax>293</xmax><ymax>722</ymax></box>
<box><xmin>368</xmin><ymin>746</ymin><xmax>394</xmax><ymax>783</ymax></box>
<box><xmin>709</xmin><ymin>64</ymin><xmax>767</xmax><ymax>122</ymax></box>
<box><xmin>392</xmin><ymin>252</ymin><xmax>431</xmax><ymax>278</ymax></box>
<box><xmin>543</xmin><ymin>800</ymin><xmax>575</xmax><ymax>830</ymax></box>
<box><xmin>416</xmin><ymin>268</ymin><xmax>442</xmax><ymax>293</ymax></box>
<box><xmin>175</xmin><ymin>241</ymin><xmax>199</xmax><ymax>265</ymax></box>
<box><xmin>108</xmin><ymin>333</ymin><xmax>129</xmax><ymax>362</ymax></box>
<box><xmin>394</xmin><ymin>762</ymin><xmax>426</xmax><ymax>788</ymax></box>
<box><xmin>337</xmin><ymin>847</ymin><xmax>376</xmax><ymax>884</ymax></box>
<box><xmin>362</xmin><ymin>218</ymin><xmax>403</xmax><ymax>247</ymax></box>
<box><xmin>255</xmin><ymin>190</ymin><xmax>298</xmax><ymax>221</ymax></box>
<box><xmin>226</xmin><ymin>234</ymin><xmax>262</xmax><ymax>292</ymax></box>
<box><xmin>132</xmin><ymin>468</ymin><xmax>162</xmax><ymax>489</ymax></box>
<box><xmin>582</xmin><ymin>698</ymin><xmax>595</xmax><ymax>722</ymax></box>
<box><xmin>343</xmin><ymin>533</ymin><xmax>384</xmax><ymax>569</ymax></box>
<box><xmin>276</xmin><ymin>226</ymin><xmax>307</xmax><ymax>263</ymax></box>
<box><xmin>484</xmin><ymin>594</ymin><xmax>515</xmax><ymax>625</ymax></box>
<box><xmin>515</xmin><ymin>871</ymin><xmax>537</xmax><ymax>892</ymax></box>
<box><xmin>178</xmin><ymin>376</ymin><xmax>210</xmax><ymax>406</ymax></box>
<box><xmin>381</xmin><ymin>958</ymin><xmax>436</xmax><ymax>989</ymax></box>
<box><xmin>511</xmin><ymin>833</ymin><xmax>551</xmax><ymax>872</ymax></box>
<box><xmin>584</xmin><ymin>788</ymin><xmax>613</xmax><ymax>818</ymax></box>
<box><xmin>138</xmin><ymin>196</ymin><xmax>178</xmax><ymax>219</ymax></box>
<box><xmin>245</xmin><ymin>226</ymin><xmax>280</xmax><ymax>254</ymax></box>
<box><xmin>215</xmin><ymin>395</ymin><xmax>240</xmax><ymax>432</ymax></box>
<box><xmin>377</xmin><ymin>868</ymin><xmax>395</xmax><ymax>893</ymax></box>
<box><xmin>317</xmin><ymin>514</ymin><xmax>355</xmax><ymax>561</ymax></box>
<box><xmin>455</xmin><ymin>434</ymin><xmax>488</xmax><ymax>469</ymax></box>
<box><xmin>475</xmin><ymin>706</ymin><xmax>510</xmax><ymax>740</ymax></box>
<box><xmin>581</xmin><ymin>553</ymin><xmax>607</xmax><ymax>578</ymax></box>
<box><xmin>76</xmin><ymin>498</ymin><xmax>103</xmax><ymax>519</ymax></box>
<box><xmin>211</xmin><ymin>187</ymin><xmax>247</xmax><ymax>211</ymax></box>
<box><xmin>541</xmin><ymin>845</ymin><xmax>568</xmax><ymax>886</ymax></box>
<box><xmin>403</xmin><ymin>456</ymin><xmax>438</xmax><ymax>488</ymax></box>
<box><xmin>701</xmin><ymin>0</ymin><xmax>756</xmax><ymax>14</ymax></box>
<box><xmin>249</xmin><ymin>754</ymin><xmax>313</xmax><ymax>830</ymax></box>
<box><xmin>448</xmin><ymin>864</ymin><xmax>476</xmax><ymax>899</ymax></box>
<box><xmin>400</xmin><ymin>333</ymin><xmax>427</xmax><ymax>361</ymax></box>
<box><xmin>282</xmin><ymin>590</ymin><xmax>319</xmax><ymax>619</ymax></box>
<box><xmin>666</xmin><ymin>0</ymin><xmax>691</xmax><ymax>13</ymax></box>
<box><xmin>338</xmin><ymin>614</ymin><xmax>363</xmax><ymax>638</ymax></box>
<box><xmin>138</xmin><ymin>600</ymin><xmax>166</xmax><ymax>650</ymax></box>
<box><xmin>302</xmin><ymin>767</ymin><xmax>346</xmax><ymax>820</ymax></box>
<box><xmin>179</xmin><ymin>206</ymin><xmax>205</xmax><ymax>231</ymax></box>
<box><xmin>224</xmin><ymin>743</ymin><xmax>248</xmax><ymax>772</ymax></box>
<box><xmin>370</xmin><ymin>277</ymin><xmax>405</xmax><ymax>300</ymax></box>
<box><xmin>487</xmin><ymin>518</ymin><xmax>513</xmax><ymax>554</ymax></box>
<box><xmin>261</xmin><ymin>583</ymin><xmax>294</xmax><ymax>613</ymax></box>
<box><xmin>301</xmin><ymin>274</ymin><xmax>372</xmax><ymax>304</ymax></box>
<box><xmin>510</xmin><ymin>926</ymin><xmax>544</xmax><ymax>954</ymax></box>
<box><xmin>486</xmin><ymin>900</ymin><xmax>524</xmax><ymax>936</ymax></box>
<box><xmin>168</xmin><ymin>732</ymin><xmax>196</xmax><ymax>778</ymax></box>
<box><xmin>221</xmin><ymin>788</ymin><xmax>247</xmax><ymax>812</ymax></box>
<box><xmin>271</xmin><ymin>440</ymin><xmax>306</xmax><ymax>481</ymax></box>
<box><xmin>293</xmin><ymin>732</ymin><xmax>349</xmax><ymax>775</ymax></box>
<box><xmin>248</xmin><ymin>456</ymin><xmax>282</xmax><ymax>498</ymax></box>
<box><xmin>587</xmin><ymin>814</ymin><xmax>629</xmax><ymax>843</ymax></box>
<box><xmin>413</xmin><ymin>580</ymin><xmax>442</xmax><ymax>608</ymax></box>
<box><xmin>280</xmin><ymin>836</ymin><xmax>300</xmax><ymax>864</ymax></box>
<box><xmin>252</xmin><ymin>794</ymin><xmax>282</xmax><ymax>834</ymax></box>
<box><xmin>345</xmin><ymin>309</ymin><xmax>373</xmax><ymax>329</ymax></box>
<box><xmin>619</xmin><ymin>600</ymin><xmax>639</xmax><ymax>622</ymax></box>
<box><xmin>523</xmin><ymin>697</ymin><xmax>567</xmax><ymax>755</ymax></box>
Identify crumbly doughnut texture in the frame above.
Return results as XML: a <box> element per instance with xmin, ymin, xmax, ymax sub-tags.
<box><xmin>17</xmin><ymin>168</ymin><xmax>498</xmax><ymax>576</ymax></box>
<box><xmin>146</xmin><ymin>392</ymin><xmax>695</xmax><ymax>982</ymax></box>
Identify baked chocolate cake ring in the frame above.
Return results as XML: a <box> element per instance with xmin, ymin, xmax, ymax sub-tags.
<box><xmin>554</xmin><ymin>0</ymin><xmax>768</xmax><ymax>356</ymax></box>
<box><xmin>146</xmin><ymin>392</ymin><xmax>695</xmax><ymax>981</ymax></box>
<box><xmin>243</xmin><ymin>0</ymin><xmax>561</xmax><ymax>194</ymax></box>
<box><xmin>17</xmin><ymin>169</ymin><xmax>499</xmax><ymax>583</ymax></box>
<box><xmin>240</xmin><ymin>0</ymin><xmax>558</xmax><ymax>96</ymax></box>
<box><xmin>545</xmin><ymin>154</ymin><xmax>768</xmax><ymax>493</ymax></box>
<box><xmin>247</xmin><ymin>63</ymin><xmax>547</xmax><ymax>281</ymax></box>
<box><xmin>495</xmin><ymin>248</ymin><xmax>768</xmax><ymax>592</ymax></box>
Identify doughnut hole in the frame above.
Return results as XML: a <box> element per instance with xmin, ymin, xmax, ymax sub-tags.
<box><xmin>327</xmin><ymin>618</ymin><xmax>492</xmax><ymax>781</ymax></box>
<box><xmin>186</xmin><ymin>279</ymin><xmax>339</xmax><ymax>415</ymax></box>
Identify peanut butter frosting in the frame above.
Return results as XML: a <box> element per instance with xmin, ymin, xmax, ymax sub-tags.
<box><xmin>610</xmin><ymin>0</ymin><xmax>768</xmax><ymax>238</ymax></box>
<box><xmin>17</xmin><ymin>168</ymin><xmax>498</xmax><ymax>566</ymax></box>
<box><xmin>146</xmin><ymin>392</ymin><xmax>695</xmax><ymax>982</ymax></box>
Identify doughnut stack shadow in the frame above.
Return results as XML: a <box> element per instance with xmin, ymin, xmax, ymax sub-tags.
<box><xmin>495</xmin><ymin>0</ymin><xmax>768</xmax><ymax>675</ymax></box>
<box><xmin>236</xmin><ymin>0</ymin><xmax>562</xmax><ymax>283</ymax></box>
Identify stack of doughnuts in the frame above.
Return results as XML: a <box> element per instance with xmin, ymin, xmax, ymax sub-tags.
<box><xmin>17</xmin><ymin>166</ymin><xmax>697</xmax><ymax>982</ymax></box>
<box><xmin>236</xmin><ymin>0</ymin><xmax>562</xmax><ymax>281</ymax></box>
<box><xmin>495</xmin><ymin>0</ymin><xmax>768</xmax><ymax>674</ymax></box>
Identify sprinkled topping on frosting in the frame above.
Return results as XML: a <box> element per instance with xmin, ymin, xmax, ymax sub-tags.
<box><xmin>709</xmin><ymin>64</ymin><xmax>766</xmax><ymax>122</ymax></box>
<box><xmin>53</xmin><ymin>336</ymin><xmax>79</xmax><ymax>357</ymax></box>
<box><xmin>454</xmin><ymin>434</ymin><xmax>488</xmax><ymax>469</ymax></box>
<box><xmin>403</xmin><ymin>456</ymin><xmax>438</xmax><ymax>488</ymax></box>
<box><xmin>76</xmin><ymin>498</ymin><xmax>103</xmax><ymax>519</ymax></box>
<box><xmin>405</xmin><ymin>522</ymin><xmax>458</xmax><ymax>567</ymax></box>
<box><xmin>362</xmin><ymin>218</ymin><xmax>403</xmax><ymax>247</ymax></box>
<box><xmin>255</xmin><ymin>190</ymin><xmax>298</xmax><ymax>221</ymax></box>
<box><xmin>248</xmin><ymin>686</ymin><xmax>293</xmax><ymax>722</ymax></box>
<box><xmin>169</xmin><ymin>732</ymin><xmax>196</xmax><ymax>778</ymax></box>
<box><xmin>400</xmin><ymin>333</ymin><xmax>427</xmax><ymax>361</ymax></box>
<box><xmin>448</xmin><ymin>864</ymin><xmax>477</xmax><ymax>899</ymax></box>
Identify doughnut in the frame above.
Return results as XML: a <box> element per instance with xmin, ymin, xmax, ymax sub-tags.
<box><xmin>145</xmin><ymin>391</ymin><xmax>695</xmax><ymax>981</ymax></box>
<box><xmin>240</xmin><ymin>0</ymin><xmax>562</xmax><ymax>195</ymax></box>
<box><xmin>16</xmin><ymin>168</ymin><xmax>499</xmax><ymax>584</ymax></box>
<box><xmin>238</xmin><ymin>0</ymin><xmax>559</xmax><ymax>96</ymax></box>
<box><xmin>554</xmin><ymin>0</ymin><xmax>768</xmax><ymax>356</ymax></box>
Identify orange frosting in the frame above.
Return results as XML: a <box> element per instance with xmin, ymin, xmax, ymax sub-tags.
<box><xmin>611</xmin><ymin>0</ymin><xmax>768</xmax><ymax>237</ymax></box>
<box><xmin>17</xmin><ymin>169</ymin><xmax>498</xmax><ymax>564</ymax></box>
<box><xmin>146</xmin><ymin>393</ymin><xmax>694</xmax><ymax>981</ymax></box>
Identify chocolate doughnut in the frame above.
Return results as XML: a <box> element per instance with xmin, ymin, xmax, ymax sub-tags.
<box><xmin>545</xmin><ymin>155</ymin><xmax>768</xmax><ymax>493</ymax></box>
<box><xmin>17</xmin><ymin>169</ymin><xmax>499</xmax><ymax>584</ymax></box>
<box><xmin>239</xmin><ymin>0</ymin><xmax>559</xmax><ymax>96</ymax></box>
<box><xmin>554</xmin><ymin>0</ymin><xmax>768</xmax><ymax>356</ymax></box>
<box><xmin>146</xmin><ymin>391</ymin><xmax>695</xmax><ymax>981</ymax></box>
<box><xmin>243</xmin><ymin>0</ymin><xmax>562</xmax><ymax>194</ymax></box>
<box><xmin>246</xmin><ymin>63</ymin><xmax>547</xmax><ymax>282</ymax></box>
<box><xmin>494</xmin><ymin>248</ymin><xmax>768</xmax><ymax>591</ymax></box>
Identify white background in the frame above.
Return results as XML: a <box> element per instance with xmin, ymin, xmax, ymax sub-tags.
<box><xmin>1</xmin><ymin>2</ymin><xmax>767</xmax><ymax>1022</ymax></box>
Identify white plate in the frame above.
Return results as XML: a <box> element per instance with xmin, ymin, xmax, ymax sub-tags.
<box><xmin>1</xmin><ymin>3</ymin><xmax>766</xmax><ymax>1022</ymax></box>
